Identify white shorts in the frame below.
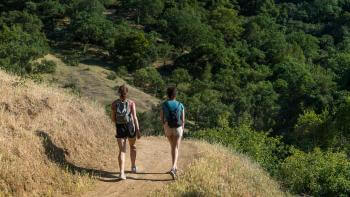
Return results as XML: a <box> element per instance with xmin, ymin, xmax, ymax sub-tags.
<box><xmin>163</xmin><ymin>122</ymin><xmax>183</xmax><ymax>137</ymax></box>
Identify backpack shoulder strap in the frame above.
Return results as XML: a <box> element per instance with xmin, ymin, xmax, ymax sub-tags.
<box><xmin>125</xmin><ymin>99</ymin><xmax>131</xmax><ymax>114</ymax></box>
<box><xmin>164</xmin><ymin>101</ymin><xmax>172</xmax><ymax>112</ymax></box>
<box><xmin>175</xmin><ymin>101</ymin><xmax>181</xmax><ymax>111</ymax></box>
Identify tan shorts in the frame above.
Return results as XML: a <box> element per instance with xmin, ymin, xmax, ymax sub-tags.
<box><xmin>163</xmin><ymin>122</ymin><xmax>183</xmax><ymax>137</ymax></box>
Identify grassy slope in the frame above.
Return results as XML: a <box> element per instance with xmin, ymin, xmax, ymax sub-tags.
<box><xmin>153</xmin><ymin>141</ymin><xmax>289</xmax><ymax>197</ymax></box>
<box><xmin>0</xmin><ymin>70</ymin><xmax>287</xmax><ymax>196</ymax></box>
<box><xmin>40</xmin><ymin>53</ymin><xmax>159</xmax><ymax>112</ymax></box>
<box><xmin>0</xmin><ymin>70</ymin><xmax>117</xmax><ymax>196</ymax></box>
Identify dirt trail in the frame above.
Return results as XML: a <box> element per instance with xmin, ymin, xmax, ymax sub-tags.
<box><xmin>82</xmin><ymin>137</ymin><xmax>198</xmax><ymax>197</ymax></box>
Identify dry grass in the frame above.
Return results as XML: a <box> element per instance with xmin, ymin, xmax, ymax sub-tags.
<box><xmin>0</xmin><ymin>70</ymin><xmax>117</xmax><ymax>196</ymax></box>
<box><xmin>40</xmin><ymin>54</ymin><xmax>159</xmax><ymax>112</ymax></box>
<box><xmin>0</xmin><ymin>69</ymin><xmax>288</xmax><ymax>197</ymax></box>
<box><xmin>152</xmin><ymin>141</ymin><xmax>289</xmax><ymax>197</ymax></box>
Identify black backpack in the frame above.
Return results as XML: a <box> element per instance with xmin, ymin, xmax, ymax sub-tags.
<box><xmin>165</xmin><ymin>101</ymin><xmax>182</xmax><ymax>128</ymax></box>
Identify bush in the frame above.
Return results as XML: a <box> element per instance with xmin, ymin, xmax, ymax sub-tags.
<box><xmin>115</xmin><ymin>66</ymin><xmax>129</xmax><ymax>77</ymax></box>
<box><xmin>137</xmin><ymin>105</ymin><xmax>163</xmax><ymax>136</ymax></box>
<box><xmin>106</xmin><ymin>72</ymin><xmax>117</xmax><ymax>80</ymax></box>
<box><xmin>64</xmin><ymin>57</ymin><xmax>79</xmax><ymax>67</ymax></box>
<box><xmin>0</xmin><ymin>24</ymin><xmax>48</xmax><ymax>75</ymax></box>
<box><xmin>190</xmin><ymin>124</ymin><xmax>289</xmax><ymax>174</ymax></box>
<box><xmin>279</xmin><ymin>148</ymin><xmax>350</xmax><ymax>197</ymax></box>
<box><xmin>33</xmin><ymin>60</ymin><xmax>56</xmax><ymax>74</ymax></box>
<box><xmin>110</xmin><ymin>31</ymin><xmax>157</xmax><ymax>70</ymax></box>
<box><xmin>134</xmin><ymin>67</ymin><xmax>165</xmax><ymax>97</ymax></box>
<box><xmin>169</xmin><ymin>68</ymin><xmax>192</xmax><ymax>85</ymax></box>
<box><xmin>69</xmin><ymin>11</ymin><xmax>116</xmax><ymax>47</ymax></box>
<box><xmin>293</xmin><ymin>110</ymin><xmax>329</xmax><ymax>151</ymax></box>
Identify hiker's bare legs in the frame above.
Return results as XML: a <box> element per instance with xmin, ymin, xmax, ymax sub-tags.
<box><xmin>117</xmin><ymin>138</ymin><xmax>127</xmax><ymax>177</ymax></box>
<box><xmin>167</xmin><ymin>135</ymin><xmax>175</xmax><ymax>167</ymax></box>
<box><xmin>172</xmin><ymin>135</ymin><xmax>181</xmax><ymax>170</ymax></box>
<box><xmin>128</xmin><ymin>137</ymin><xmax>137</xmax><ymax>168</ymax></box>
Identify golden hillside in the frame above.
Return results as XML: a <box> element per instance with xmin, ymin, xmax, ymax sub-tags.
<box><xmin>0</xmin><ymin>70</ymin><xmax>117</xmax><ymax>196</ymax></box>
<box><xmin>0</xmin><ymin>70</ymin><xmax>287</xmax><ymax>197</ymax></box>
<box><xmin>153</xmin><ymin>141</ymin><xmax>289</xmax><ymax>197</ymax></box>
<box><xmin>40</xmin><ymin>54</ymin><xmax>159</xmax><ymax>112</ymax></box>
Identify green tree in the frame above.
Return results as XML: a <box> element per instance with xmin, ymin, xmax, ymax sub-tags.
<box><xmin>169</xmin><ymin>68</ymin><xmax>192</xmax><ymax>85</ymax></box>
<box><xmin>209</xmin><ymin>7</ymin><xmax>243</xmax><ymax>42</ymax></box>
<box><xmin>134</xmin><ymin>67</ymin><xmax>165</xmax><ymax>96</ymax></box>
<box><xmin>175</xmin><ymin>43</ymin><xmax>237</xmax><ymax>78</ymax></box>
<box><xmin>111</xmin><ymin>31</ymin><xmax>156</xmax><ymax>70</ymax></box>
<box><xmin>272</xmin><ymin>58</ymin><xmax>335</xmax><ymax>132</ymax></box>
<box><xmin>161</xmin><ymin>7</ymin><xmax>216</xmax><ymax>49</ymax></box>
<box><xmin>237</xmin><ymin>0</ymin><xmax>278</xmax><ymax>16</ymax></box>
<box><xmin>69</xmin><ymin>11</ymin><xmax>115</xmax><ymax>47</ymax></box>
<box><xmin>0</xmin><ymin>11</ymin><xmax>44</xmax><ymax>36</ymax></box>
<box><xmin>326</xmin><ymin>52</ymin><xmax>350</xmax><ymax>90</ymax></box>
<box><xmin>280</xmin><ymin>148</ymin><xmax>350</xmax><ymax>196</ymax></box>
<box><xmin>0</xmin><ymin>25</ymin><xmax>48</xmax><ymax>74</ymax></box>
<box><xmin>122</xmin><ymin>0</ymin><xmax>165</xmax><ymax>24</ymax></box>
<box><xmin>286</xmin><ymin>31</ymin><xmax>320</xmax><ymax>62</ymax></box>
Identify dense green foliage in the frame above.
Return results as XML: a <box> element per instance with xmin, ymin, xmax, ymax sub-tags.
<box><xmin>2</xmin><ymin>0</ymin><xmax>350</xmax><ymax>195</ymax></box>
<box><xmin>280</xmin><ymin>148</ymin><xmax>350</xmax><ymax>196</ymax></box>
<box><xmin>0</xmin><ymin>11</ymin><xmax>48</xmax><ymax>75</ymax></box>
<box><xmin>191</xmin><ymin>124</ymin><xmax>288</xmax><ymax>175</ymax></box>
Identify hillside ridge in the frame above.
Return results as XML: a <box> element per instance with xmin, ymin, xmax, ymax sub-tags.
<box><xmin>40</xmin><ymin>53</ymin><xmax>160</xmax><ymax>112</ymax></box>
<box><xmin>0</xmin><ymin>70</ymin><xmax>286</xmax><ymax>196</ymax></box>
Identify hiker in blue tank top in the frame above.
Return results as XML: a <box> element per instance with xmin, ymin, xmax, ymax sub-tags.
<box><xmin>160</xmin><ymin>87</ymin><xmax>185</xmax><ymax>180</ymax></box>
<box><xmin>162</xmin><ymin>100</ymin><xmax>184</xmax><ymax>124</ymax></box>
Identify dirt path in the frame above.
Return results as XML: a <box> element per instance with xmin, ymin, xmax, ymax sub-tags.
<box><xmin>82</xmin><ymin>137</ymin><xmax>198</xmax><ymax>197</ymax></box>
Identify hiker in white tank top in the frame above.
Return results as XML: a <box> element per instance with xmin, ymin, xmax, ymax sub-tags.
<box><xmin>111</xmin><ymin>85</ymin><xmax>141</xmax><ymax>180</ymax></box>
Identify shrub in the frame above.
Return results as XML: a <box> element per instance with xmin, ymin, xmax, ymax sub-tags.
<box><xmin>69</xmin><ymin>11</ymin><xmax>116</xmax><ymax>47</ymax></box>
<box><xmin>137</xmin><ymin>105</ymin><xmax>163</xmax><ymax>136</ymax></box>
<box><xmin>134</xmin><ymin>67</ymin><xmax>165</xmax><ymax>97</ymax></box>
<box><xmin>293</xmin><ymin>110</ymin><xmax>329</xmax><ymax>151</ymax></box>
<box><xmin>0</xmin><ymin>24</ymin><xmax>48</xmax><ymax>75</ymax></box>
<box><xmin>279</xmin><ymin>148</ymin><xmax>350</xmax><ymax>197</ymax></box>
<box><xmin>190</xmin><ymin>124</ymin><xmax>289</xmax><ymax>174</ymax></box>
<box><xmin>106</xmin><ymin>72</ymin><xmax>117</xmax><ymax>80</ymax></box>
<box><xmin>33</xmin><ymin>60</ymin><xmax>57</xmax><ymax>74</ymax></box>
<box><xmin>115</xmin><ymin>66</ymin><xmax>129</xmax><ymax>78</ymax></box>
<box><xmin>169</xmin><ymin>68</ymin><xmax>192</xmax><ymax>85</ymax></box>
<box><xmin>64</xmin><ymin>57</ymin><xmax>79</xmax><ymax>67</ymax></box>
<box><xmin>110</xmin><ymin>31</ymin><xmax>156</xmax><ymax>70</ymax></box>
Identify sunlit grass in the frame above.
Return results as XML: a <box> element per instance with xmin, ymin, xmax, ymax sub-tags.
<box><xmin>0</xmin><ymin>70</ymin><xmax>116</xmax><ymax>196</ymax></box>
<box><xmin>153</xmin><ymin>141</ymin><xmax>290</xmax><ymax>197</ymax></box>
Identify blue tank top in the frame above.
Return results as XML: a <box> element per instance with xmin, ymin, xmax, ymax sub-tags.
<box><xmin>162</xmin><ymin>100</ymin><xmax>184</xmax><ymax>122</ymax></box>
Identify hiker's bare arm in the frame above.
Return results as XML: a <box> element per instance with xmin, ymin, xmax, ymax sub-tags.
<box><xmin>111</xmin><ymin>102</ymin><xmax>116</xmax><ymax>123</ymax></box>
<box><xmin>132</xmin><ymin>102</ymin><xmax>140</xmax><ymax>132</ymax></box>
<box><xmin>182</xmin><ymin>110</ymin><xmax>185</xmax><ymax>130</ymax></box>
<box><xmin>160</xmin><ymin>109</ymin><xmax>164</xmax><ymax>124</ymax></box>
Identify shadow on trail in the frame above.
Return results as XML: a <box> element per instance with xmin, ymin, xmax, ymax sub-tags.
<box><xmin>36</xmin><ymin>130</ymin><xmax>117</xmax><ymax>179</ymax></box>
<box><xmin>99</xmin><ymin>171</ymin><xmax>174</xmax><ymax>182</ymax></box>
<box><xmin>125</xmin><ymin>171</ymin><xmax>167</xmax><ymax>175</ymax></box>
<box><xmin>98</xmin><ymin>176</ymin><xmax>173</xmax><ymax>182</ymax></box>
<box><xmin>127</xmin><ymin>176</ymin><xmax>174</xmax><ymax>182</ymax></box>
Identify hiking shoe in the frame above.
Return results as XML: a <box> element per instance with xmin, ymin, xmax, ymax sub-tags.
<box><xmin>131</xmin><ymin>166</ymin><xmax>138</xmax><ymax>173</ymax></box>
<box><xmin>119</xmin><ymin>174</ymin><xmax>126</xmax><ymax>180</ymax></box>
<box><xmin>169</xmin><ymin>168</ymin><xmax>177</xmax><ymax>180</ymax></box>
